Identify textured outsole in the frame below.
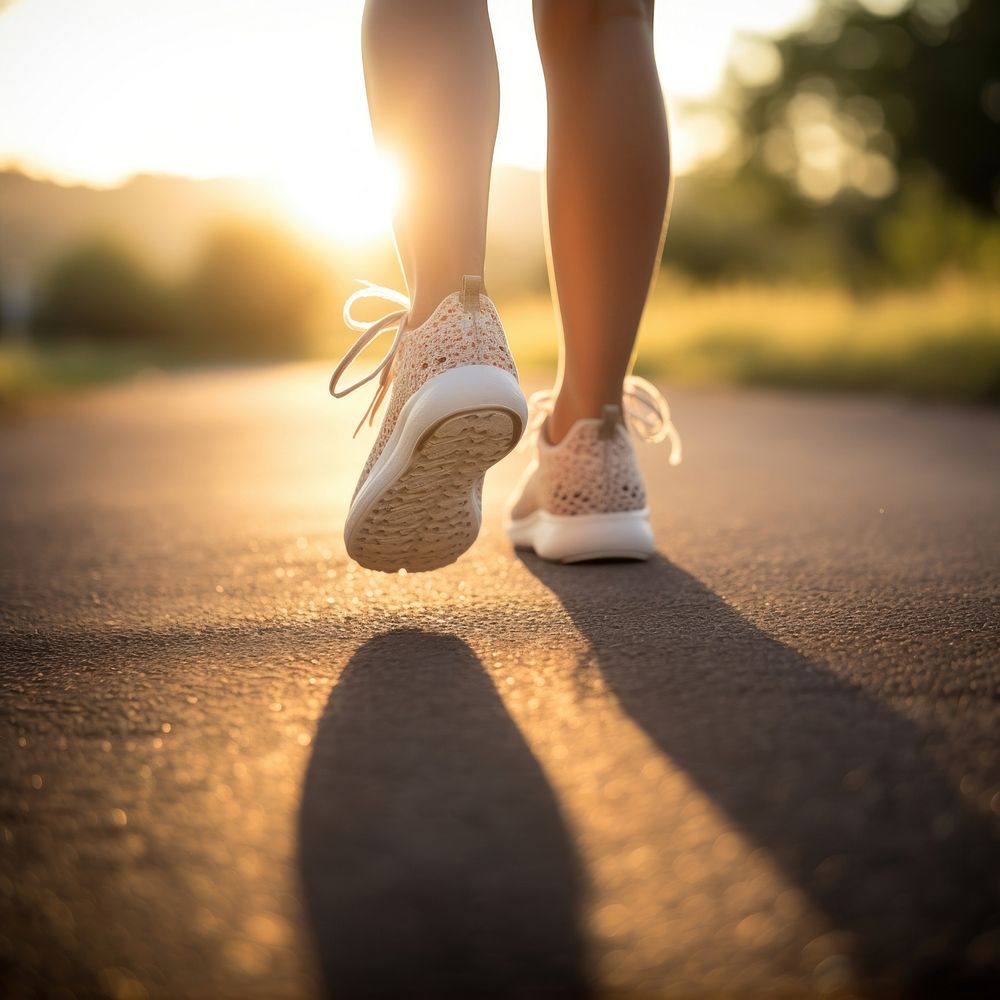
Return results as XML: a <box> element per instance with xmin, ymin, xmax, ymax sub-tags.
<box><xmin>349</xmin><ymin>408</ymin><xmax>520</xmax><ymax>573</ymax></box>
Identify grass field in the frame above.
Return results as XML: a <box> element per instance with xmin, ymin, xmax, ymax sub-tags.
<box><xmin>3</xmin><ymin>275</ymin><xmax>999</xmax><ymax>411</ymax></box>
<box><xmin>501</xmin><ymin>274</ymin><xmax>1000</xmax><ymax>401</ymax></box>
<box><xmin>0</xmin><ymin>342</ymin><xmax>166</xmax><ymax>412</ymax></box>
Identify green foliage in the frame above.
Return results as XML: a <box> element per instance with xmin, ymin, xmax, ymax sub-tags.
<box><xmin>32</xmin><ymin>239</ymin><xmax>176</xmax><ymax>344</ymax></box>
<box><xmin>503</xmin><ymin>276</ymin><xmax>1000</xmax><ymax>402</ymax></box>
<box><xmin>181</xmin><ymin>222</ymin><xmax>326</xmax><ymax>359</ymax></box>
<box><xmin>668</xmin><ymin>166</ymin><xmax>1000</xmax><ymax>287</ymax></box>
<box><xmin>643</xmin><ymin>326</ymin><xmax>1000</xmax><ymax>401</ymax></box>
<box><xmin>676</xmin><ymin>0</ymin><xmax>1000</xmax><ymax>287</ymax></box>
<box><xmin>0</xmin><ymin>342</ymin><xmax>160</xmax><ymax>412</ymax></box>
<box><xmin>878</xmin><ymin>171</ymin><xmax>1000</xmax><ymax>281</ymax></box>
<box><xmin>740</xmin><ymin>0</ymin><xmax>1000</xmax><ymax>212</ymax></box>
<box><xmin>28</xmin><ymin>222</ymin><xmax>329</xmax><ymax>361</ymax></box>
<box><xmin>691</xmin><ymin>0</ymin><xmax>1000</xmax><ymax>285</ymax></box>
<box><xmin>668</xmin><ymin>168</ymin><xmax>861</xmax><ymax>282</ymax></box>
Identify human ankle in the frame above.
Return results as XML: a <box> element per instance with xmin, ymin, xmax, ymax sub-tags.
<box><xmin>547</xmin><ymin>391</ymin><xmax>622</xmax><ymax>445</ymax></box>
<box><xmin>409</xmin><ymin>274</ymin><xmax>486</xmax><ymax>329</ymax></box>
<box><xmin>406</xmin><ymin>296</ymin><xmax>441</xmax><ymax>330</ymax></box>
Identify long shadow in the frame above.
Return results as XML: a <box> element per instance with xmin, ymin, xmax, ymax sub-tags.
<box><xmin>298</xmin><ymin>628</ymin><xmax>589</xmax><ymax>999</ymax></box>
<box><xmin>521</xmin><ymin>553</ymin><xmax>998</xmax><ymax>996</ymax></box>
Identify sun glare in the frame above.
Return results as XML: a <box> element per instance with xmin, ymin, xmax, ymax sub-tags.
<box><xmin>271</xmin><ymin>152</ymin><xmax>401</xmax><ymax>246</ymax></box>
<box><xmin>0</xmin><ymin>0</ymin><xmax>822</xmax><ymax>229</ymax></box>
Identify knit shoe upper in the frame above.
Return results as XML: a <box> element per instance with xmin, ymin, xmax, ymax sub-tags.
<box><xmin>330</xmin><ymin>277</ymin><xmax>518</xmax><ymax>501</ymax></box>
<box><xmin>508</xmin><ymin>376</ymin><xmax>682</xmax><ymax>521</ymax></box>
<box><xmin>509</xmin><ymin>407</ymin><xmax>648</xmax><ymax>521</ymax></box>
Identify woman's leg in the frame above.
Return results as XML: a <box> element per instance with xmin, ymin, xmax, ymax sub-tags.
<box><xmin>362</xmin><ymin>0</ymin><xmax>499</xmax><ymax>326</ymax></box>
<box><xmin>533</xmin><ymin>0</ymin><xmax>671</xmax><ymax>442</ymax></box>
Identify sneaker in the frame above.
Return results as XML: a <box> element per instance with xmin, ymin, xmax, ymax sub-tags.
<box><xmin>504</xmin><ymin>376</ymin><xmax>681</xmax><ymax>562</ymax></box>
<box><xmin>330</xmin><ymin>276</ymin><xmax>527</xmax><ymax>573</ymax></box>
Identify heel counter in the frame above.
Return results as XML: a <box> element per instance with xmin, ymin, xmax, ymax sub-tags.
<box><xmin>612</xmin><ymin>429</ymin><xmax>648</xmax><ymax>512</ymax></box>
<box><xmin>597</xmin><ymin>425</ymin><xmax>647</xmax><ymax>514</ymax></box>
<box><xmin>462</xmin><ymin>274</ymin><xmax>518</xmax><ymax>381</ymax></box>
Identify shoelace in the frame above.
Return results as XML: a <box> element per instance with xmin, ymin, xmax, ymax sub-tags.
<box><xmin>328</xmin><ymin>281</ymin><xmax>411</xmax><ymax>437</ymax></box>
<box><xmin>330</xmin><ymin>287</ymin><xmax>681</xmax><ymax>464</ymax></box>
<box><xmin>524</xmin><ymin>374</ymin><xmax>682</xmax><ymax>465</ymax></box>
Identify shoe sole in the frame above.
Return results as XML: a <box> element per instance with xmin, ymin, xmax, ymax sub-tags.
<box><xmin>346</xmin><ymin>365</ymin><xmax>528</xmax><ymax>573</ymax></box>
<box><xmin>505</xmin><ymin>508</ymin><xmax>654</xmax><ymax>563</ymax></box>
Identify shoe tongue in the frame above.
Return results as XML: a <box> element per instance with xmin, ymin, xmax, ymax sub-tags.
<box><xmin>598</xmin><ymin>404</ymin><xmax>624</xmax><ymax>440</ymax></box>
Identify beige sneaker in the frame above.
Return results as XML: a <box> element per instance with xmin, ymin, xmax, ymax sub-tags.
<box><xmin>505</xmin><ymin>376</ymin><xmax>681</xmax><ymax>562</ymax></box>
<box><xmin>331</xmin><ymin>276</ymin><xmax>527</xmax><ymax>573</ymax></box>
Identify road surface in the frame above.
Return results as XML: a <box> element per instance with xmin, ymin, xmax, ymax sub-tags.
<box><xmin>1</xmin><ymin>363</ymin><xmax>998</xmax><ymax>998</ymax></box>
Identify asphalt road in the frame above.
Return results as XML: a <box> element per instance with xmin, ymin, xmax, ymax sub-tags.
<box><xmin>1</xmin><ymin>363</ymin><xmax>998</xmax><ymax>999</ymax></box>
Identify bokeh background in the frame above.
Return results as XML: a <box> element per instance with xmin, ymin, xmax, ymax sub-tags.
<box><xmin>1</xmin><ymin>0</ymin><xmax>998</xmax><ymax>407</ymax></box>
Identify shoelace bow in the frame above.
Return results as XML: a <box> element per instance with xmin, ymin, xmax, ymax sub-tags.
<box><xmin>328</xmin><ymin>281</ymin><xmax>411</xmax><ymax>437</ymax></box>
<box><xmin>330</xmin><ymin>285</ymin><xmax>682</xmax><ymax>465</ymax></box>
<box><xmin>524</xmin><ymin>375</ymin><xmax>682</xmax><ymax>466</ymax></box>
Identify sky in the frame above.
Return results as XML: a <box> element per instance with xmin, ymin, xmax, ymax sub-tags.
<box><xmin>0</xmin><ymin>0</ymin><xmax>821</xmax><ymax>240</ymax></box>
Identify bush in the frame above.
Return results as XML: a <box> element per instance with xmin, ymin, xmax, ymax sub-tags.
<box><xmin>665</xmin><ymin>168</ymin><xmax>882</xmax><ymax>287</ymax></box>
<box><xmin>181</xmin><ymin>221</ymin><xmax>326</xmax><ymax>359</ymax></box>
<box><xmin>29</xmin><ymin>223</ymin><xmax>331</xmax><ymax>360</ymax></box>
<box><xmin>878</xmin><ymin>172</ymin><xmax>1000</xmax><ymax>284</ymax></box>
<box><xmin>32</xmin><ymin>239</ymin><xmax>177</xmax><ymax>345</ymax></box>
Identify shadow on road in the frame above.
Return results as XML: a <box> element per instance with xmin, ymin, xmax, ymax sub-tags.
<box><xmin>520</xmin><ymin>552</ymin><xmax>998</xmax><ymax>995</ymax></box>
<box><xmin>298</xmin><ymin>628</ymin><xmax>590</xmax><ymax>999</ymax></box>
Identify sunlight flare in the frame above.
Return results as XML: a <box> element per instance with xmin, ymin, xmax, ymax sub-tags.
<box><xmin>270</xmin><ymin>152</ymin><xmax>401</xmax><ymax>245</ymax></box>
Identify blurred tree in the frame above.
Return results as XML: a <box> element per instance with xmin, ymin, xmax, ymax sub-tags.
<box><xmin>32</xmin><ymin>239</ymin><xmax>176</xmax><ymax>344</ymax></box>
<box><xmin>877</xmin><ymin>170</ymin><xmax>1000</xmax><ymax>280</ymax></box>
<box><xmin>182</xmin><ymin>222</ymin><xmax>326</xmax><ymax>359</ymax></box>
<box><xmin>738</xmin><ymin>0</ymin><xmax>1000</xmax><ymax>213</ymax></box>
<box><xmin>667</xmin><ymin>167</ymin><xmax>866</xmax><ymax>282</ymax></box>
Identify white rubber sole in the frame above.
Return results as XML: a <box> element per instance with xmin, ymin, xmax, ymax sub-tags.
<box><xmin>346</xmin><ymin>365</ymin><xmax>528</xmax><ymax>573</ymax></box>
<box><xmin>505</xmin><ymin>508</ymin><xmax>654</xmax><ymax>563</ymax></box>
